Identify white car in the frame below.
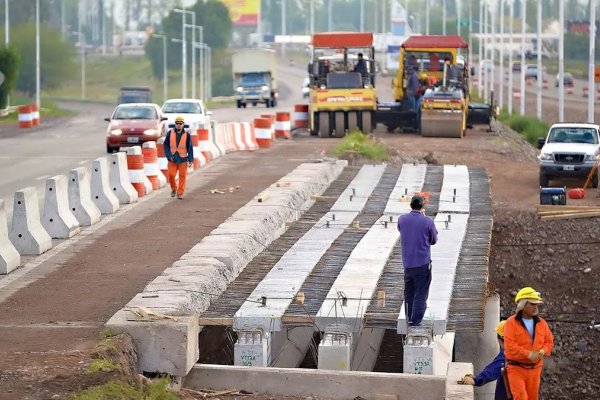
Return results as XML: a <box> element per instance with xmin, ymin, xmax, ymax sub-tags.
<box><xmin>537</xmin><ymin>123</ymin><xmax>600</xmax><ymax>187</ymax></box>
<box><xmin>161</xmin><ymin>98</ymin><xmax>212</xmax><ymax>131</ymax></box>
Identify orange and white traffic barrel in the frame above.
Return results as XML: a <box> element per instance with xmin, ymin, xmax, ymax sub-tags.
<box><xmin>240</xmin><ymin>122</ymin><xmax>258</xmax><ymax>150</ymax></box>
<box><xmin>190</xmin><ymin>130</ymin><xmax>200</xmax><ymax>169</ymax></box>
<box><xmin>512</xmin><ymin>88</ymin><xmax>521</xmax><ymax>100</ymax></box>
<box><xmin>275</xmin><ymin>112</ymin><xmax>291</xmax><ymax>139</ymax></box>
<box><xmin>30</xmin><ymin>103</ymin><xmax>40</xmax><ymax>126</ymax></box>
<box><xmin>18</xmin><ymin>105</ymin><xmax>33</xmax><ymax>128</ymax></box>
<box><xmin>142</xmin><ymin>141</ymin><xmax>160</xmax><ymax>190</ymax></box>
<box><xmin>197</xmin><ymin>128</ymin><xmax>212</xmax><ymax>162</ymax></box>
<box><xmin>156</xmin><ymin>138</ymin><xmax>168</xmax><ymax>178</ymax></box>
<box><xmin>254</xmin><ymin>117</ymin><xmax>273</xmax><ymax>149</ymax></box>
<box><xmin>261</xmin><ymin>114</ymin><xmax>275</xmax><ymax>139</ymax></box>
<box><xmin>126</xmin><ymin>146</ymin><xmax>145</xmax><ymax>197</ymax></box>
<box><xmin>293</xmin><ymin>105</ymin><xmax>309</xmax><ymax>129</ymax></box>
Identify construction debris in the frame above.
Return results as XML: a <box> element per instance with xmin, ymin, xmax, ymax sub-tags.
<box><xmin>210</xmin><ymin>186</ymin><xmax>241</xmax><ymax>195</ymax></box>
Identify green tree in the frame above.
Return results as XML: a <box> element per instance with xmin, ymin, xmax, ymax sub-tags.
<box><xmin>9</xmin><ymin>23</ymin><xmax>75</xmax><ymax>96</ymax></box>
<box><xmin>145</xmin><ymin>0</ymin><xmax>232</xmax><ymax>87</ymax></box>
<box><xmin>0</xmin><ymin>46</ymin><xmax>20</xmax><ymax>109</ymax></box>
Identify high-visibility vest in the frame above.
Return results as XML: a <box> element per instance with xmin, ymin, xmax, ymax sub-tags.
<box><xmin>169</xmin><ymin>129</ymin><xmax>188</xmax><ymax>158</ymax></box>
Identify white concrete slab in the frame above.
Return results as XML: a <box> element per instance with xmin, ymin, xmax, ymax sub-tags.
<box><xmin>384</xmin><ymin>163</ymin><xmax>427</xmax><ymax>217</ymax></box>
<box><xmin>233</xmin><ymin>165</ymin><xmax>386</xmax><ymax>333</ymax></box>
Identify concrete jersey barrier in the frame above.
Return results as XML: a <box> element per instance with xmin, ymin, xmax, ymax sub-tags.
<box><xmin>110</xmin><ymin>152</ymin><xmax>139</xmax><ymax>204</ymax></box>
<box><xmin>91</xmin><ymin>157</ymin><xmax>120</xmax><ymax>214</ymax></box>
<box><xmin>9</xmin><ymin>187</ymin><xmax>53</xmax><ymax>255</ymax></box>
<box><xmin>42</xmin><ymin>175</ymin><xmax>81</xmax><ymax>239</ymax></box>
<box><xmin>68</xmin><ymin>167</ymin><xmax>102</xmax><ymax>226</ymax></box>
<box><xmin>0</xmin><ymin>199</ymin><xmax>20</xmax><ymax>274</ymax></box>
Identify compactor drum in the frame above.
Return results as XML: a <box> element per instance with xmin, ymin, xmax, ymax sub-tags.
<box><xmin>420</xmin><ymin>87</ymin><xmax>466</xmax><ymax>138</ymax></box>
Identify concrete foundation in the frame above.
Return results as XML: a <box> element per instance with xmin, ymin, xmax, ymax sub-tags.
<box><xmin>270</xmin><ymin>326</ymin><xmax>314</xmax><ymax>368</ymax></box>
<box><xmin>318</xmin><ymin>325</ymin><xmax>352</xmax><ymax>371</ymax></box>
<box><xmin>351</xmin><ymin>327</ymin><xmax>386</xmax><ymax>371</ymax></box>
<box><xmin>185</xmin><ymin>364</ymin><xmax>447</xmax><ymax>400</ymax></box>
<box><xmin>234</xmin><ymin>330</ymin><xmax>270</xmax><ymax>367</ymax></box>
<box><xmin>105</xmin><ymin>310</ymin><xmax>199</xmax><ymax>377</ymax></box>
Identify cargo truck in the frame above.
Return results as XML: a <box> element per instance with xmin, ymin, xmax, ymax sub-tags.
<box><xmin>232</xmin><ymin>48</ymin><xmax>278</xmax><ymax>108</ymax></box>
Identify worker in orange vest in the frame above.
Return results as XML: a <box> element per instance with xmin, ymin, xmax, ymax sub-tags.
<box><xmin>503</xmin><ymin>287</ymin><xmax>554</xmax><ymax>400</ymax></box>
<box><xmin>164</xmin><ymin>115</ymin><xmax>194</xmax><ymax>199</ymax></box>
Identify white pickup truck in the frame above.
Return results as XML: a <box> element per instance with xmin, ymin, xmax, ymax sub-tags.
<box><xmin>537</xmin><ymin>123</ymin><xmax>600</xmax><ymax>187</ymax></box>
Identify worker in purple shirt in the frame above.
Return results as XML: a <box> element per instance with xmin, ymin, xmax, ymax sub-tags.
<box><xmin>397</xmin><ymin>194</ymin><xmax>438</xmax><ymax>327</ymax></box>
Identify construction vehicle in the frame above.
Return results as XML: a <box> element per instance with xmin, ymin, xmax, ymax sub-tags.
<box><xmin>307</xmin><ymin>32</ymin><xmax>377</xmax><ymax>137</ymax></box>
<box><xmin>376</xmin><ymin>35</ymin><xmax>494</xmax><ymax>137</ymax></box>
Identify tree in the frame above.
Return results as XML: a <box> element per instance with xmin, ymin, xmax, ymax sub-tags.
<box><xmin>0</xmin><ymin>46</ymin><xmax>20</xmax><ymax>109</ymax></box>
<box><xmin>145</xmin><ymin>0</ymin><xmax>231</xmax><ymax>78</ymax></box>
<box><xmin>9</xmin><ymin>23</ymin><xmax>75</xmax><ymax>96</ymax></box>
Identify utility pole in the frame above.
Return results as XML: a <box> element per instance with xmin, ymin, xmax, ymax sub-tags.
<box><xmin>508</xmin><ymin>0</ymin><xmax>514</xmax><ymax>114</ymax></box>
<box><xmin>499</xmin><ymin>0</ymin><xmax>504</xmax><ymax>110</ymax></box>
<box><xmin>559</xmin><ymin>0</ymin><xmax>564</xmax><ymax>121</ymax></box>
<box><xmin>426</xmin><ymin>0</ymin><xmax>430</xmax><ymax>35</ymax></box>
<box><xmin>478</xmin><ymin>1</ymin><xmax>483</xmax><ymax>98</ymax></box>
<box><xmin>443</xmin><ymin>0</ymin><xmax>447</xmax><ymax>35</ymax></box>
<box><xmin>310</xmin><ymin>0</ymin><xmax>314</xmax><ymax>34</ymax></box>
<box><xmin>360</xmin><ymin>0</ymin><xmax>364</xmax><ymax>32</ymax></box>
<box><xmin>588</xmin><ymin>0</ymin><xmax>596</xmax><ymax>123</ymax></box>
<box><xmin>536</xmin><ymin>0</ymin><xmax>542</xmax><ymax>120</ymax></box>
<box><xmin>281</xmin><ymin>0</ymin><xmax>287</xmax><ymax>58</ymax></box>
<box><xmin>328</xmin><ymin>0</ymin><xmax>332</xmax><ymax>31</ymax></box>
<box><xmin>36</xmin><ymin>0</ymin><xmax>40</xmax><ymax>108</ymax></box>
<box><xmin>491</xmin><ymin>0</ymin><xmax>496</xmax><ymax>106</ymax></box>
<box><xmin>484</xmin><ymin>0</ymin><xmax>489</xmax><ymax>101</ymax></box>
<box><xmin>520</xmin><ymin>0</ymin><xmax>526</xmax><ymax>115</ymax></box>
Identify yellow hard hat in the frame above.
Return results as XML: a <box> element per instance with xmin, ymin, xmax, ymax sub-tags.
<box><xmin>419</xmin><ymin>72</ymin><xmax>428</xmax><ymax>80</ymax></box>
<box><xmin>175</xmin><ymin>115</ymin><xmax>185</xmax><ymax>123</ymax></box>
<box><xmin>496</xmin><ymin>320</ymin><xmax>506</xmax><ymax>338</ymax></box>
<box><xmin>514</xmin><ymin>287</ymin><xmax>543</xmax><ymax>303</ymax></box>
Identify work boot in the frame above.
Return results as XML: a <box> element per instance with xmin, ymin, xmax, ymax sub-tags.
<box><xmin>171</xmin><ymin>190</ymin><xmax>176</xmax><ymax>197</ymax></box>
<box><xmin>177</xmin><ymin>195</ymin><xmax>184</xmax><ymax>200</ymax></box>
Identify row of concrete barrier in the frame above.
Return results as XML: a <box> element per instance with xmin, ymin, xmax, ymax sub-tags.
<box><xmin>0</xmin><ymin>118</ymin><xmax>279</xmax><ymax>275</ymax></box>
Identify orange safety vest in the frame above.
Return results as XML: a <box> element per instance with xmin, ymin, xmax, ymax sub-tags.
<box><xmin>169</xmin><ymin>129</ymin><xmax>188</xmax><ymax>158</ymax></box>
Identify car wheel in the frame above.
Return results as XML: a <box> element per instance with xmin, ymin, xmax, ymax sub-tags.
<box><xmin>106</xmin><ymin>144</ymin><xmax>115</xmax><ymax>153</ymax></box>
<box><xmin>539</xmin><ymin>172</ymin><xmax>550</xmax><ymax>187</ymax></box>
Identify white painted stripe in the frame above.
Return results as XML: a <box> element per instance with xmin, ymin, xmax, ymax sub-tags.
<box><xmin>254</xmin><ymin>127</ymin><xmax>272</xmax><ymax>139</ymax></box>
<box><xmin>144</xmin><ymin>163</ymin><xmax>160</xmax><ymax>175</ymax></box>
<box><xmin>293</xmin><ymin>112</ymin><xmax>308</xmax><ymax>120</ymax></box>
<box><xmin>19</xmin><ymin>114</ymin><xmax>33</xmax><ymax>122</ymax></box>
<box><xmin>233</xmin><ymin>164</ymin><xmax>386</xmax><ymax>332</ymax></box>
<box><xmin>128</xmin><ymin>169</ymin><xmax>145</xmax><ymax>183</ymax></box>
<box><xmin>158</xmin><ymin>158</ymin><xmax>168</xmax><ymax>170</ymax></box>
<box><xmin>274</xmin><ymin>121</ymin><xmax>291</xmax><ymax>130</ymax></box>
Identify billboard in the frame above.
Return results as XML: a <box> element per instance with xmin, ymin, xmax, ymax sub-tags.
<box><xmin>222</xmin><ymin>0</ymin><xmax>261</xmax><ymax>27</ymax></box>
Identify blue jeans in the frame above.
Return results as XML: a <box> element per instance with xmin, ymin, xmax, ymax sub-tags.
<box><xmin>404</xmin><ymin>263</ymin><xmax>432</xmax><ymax>326</ymax></box>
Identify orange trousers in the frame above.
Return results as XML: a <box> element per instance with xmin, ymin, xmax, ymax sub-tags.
<box><xmin>167</xmin><ymin>161</ymin><xmax>188</xmax><ymax>196</ymax></box>
<box><xmin>507</xmin><ymin>364</ymin><xmax>543</xmax><ymax>400</ymax></box>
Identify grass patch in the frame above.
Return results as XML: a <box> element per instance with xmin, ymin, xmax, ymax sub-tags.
<box><xmin>88</xmin><ymin>358</ymin><xmax>118</xmax><ymax>373</ymax></box>
<box><xmin>333</xmin><ymin>130</ymin><xmax>389</xmax><ymax>161</ymax></box>
<box><xmin>72</xmin><ymin>378</ymin><xmax>177</xmax><ymax>400</ymax></box>
<box><xmin>497</xmin><ymin>111</ymin><xmax>549</xmax><ymax>144</ymax></box>
<box><xmin>98</xmin><ymin>328</ymin><xmax>115</xmax><ymax>340</ymax></box>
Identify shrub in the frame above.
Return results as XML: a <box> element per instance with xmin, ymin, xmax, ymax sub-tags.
<box><xmin>333</xmin><ymin>130</ymin><xmax>389</xmax><ymax>161</ymax></box>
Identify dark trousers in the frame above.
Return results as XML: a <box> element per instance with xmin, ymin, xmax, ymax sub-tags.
<box><xmin>404</xmin><ymin>263</ymin><xmax>432</xmax><ymax>326</ymax></box>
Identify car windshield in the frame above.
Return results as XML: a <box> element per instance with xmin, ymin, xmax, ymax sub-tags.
<box><xmin>162</xmin><ymin>102</ymin><xmax>202</xmax><ymax>114</ymax></box>
<box><xmin>240</xmin><ymin>73</ymin><xmax>267</xmax><ymax>86</ymax></box>
<box><xmin>113</xmin><ymin>106</ymin><xmax>157</xmax><ymax>120</ymax></box>
<box><xmin>548</xmin><ymin>127</ymin><xmax>598</xmax><ymax>144</ymax></box>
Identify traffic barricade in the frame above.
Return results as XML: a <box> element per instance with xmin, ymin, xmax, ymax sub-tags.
<box><xmin>18</xmin><ymin>105</ymin><xmax>33</xmax><ymax>128</ymax></box>
<box><xmin>142</xmin><ymin>141</ymin><xmax>161</xmax><ymax>190</ymax></box>
<box><xmin>156</xmin><ymin>138</ymin><xmax>168</xmax><ymax>178</ymax></box>
<box><xmin>31</xmin><ymin>103</ymin><xmax>40</xmax><ymax>126</ymax></box>
<box><xmin>127</xmin><ymin>146</ymin><xmax>146</xmax><ymax>197</ymax></box>
<box><xmin>293</xmin><ymin>104</ymin><xmax>309</xmax><ymax>129</ymax></box>
<box><xmin>240</xmin><ymin>122</ymin><xmax>258</xmax><ymax>151</ymax></box>
<box><xmin>275</xmin><ymin>112</ymin><xmax>291</xmax><ymax>139</ymax></box>
<box><xmin>254</xmin><ymin>117</ymin><xmax>273</xmax><ymax>148</ymax></box>
<box><xmin>261</xmin><ymin>114</ymin><xmax>275</xmax><ymax>139</ymax></box>
<box><xmin>197</xmin><ymin>128</ymin><xmax>212</xmax><ymax>163</ymax></box>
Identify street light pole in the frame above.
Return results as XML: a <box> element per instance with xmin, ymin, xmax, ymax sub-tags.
<box><xmin>519</xmin><ymin>0</ymin><xmax>526</xmax><ymax>115</ymax></box>
<box><xmin>152</xmin><ymin>34</ymin><xmax>168</xmax><ymax>102</ymax></box>
<box><xmin>174</xmin><ymin>8</ymin><xmax>191</xmax><ymax>98</ymax></box>
<box><xmin>536</xmin><ymin>0</ymin><xmax>542</xmax><ymax>120</ymax></box>
<box><xmin>588</xmin><ymin>0</ymin><xmax>596</xmax><ymax>123</ymax></box>
<box><xmin>499</xmin><ymin>0</ymin><xmax>504</xmax><ymax>110</ymax></box>
<box><xmin>559</xmin><ymin>0</ymin><xmax>564</xmax><ymax>122</ymax></box>
<box><xmin>508</xmin><ymin>0</ymin><xmax>514</xmax><ymax>114</ymax></box>
<box><xmin>36</xmin><ymin>0</ymin><xmax>40</xmax><ymax>107</ymax></box>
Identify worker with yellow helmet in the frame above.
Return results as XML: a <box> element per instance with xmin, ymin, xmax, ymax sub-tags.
<box><xmin>503</xmin><ymin>287</ymin><xmax>554</xmax><ymax>400</ymax></box>
<box><xmin>164</xmin><ymin>115</ymin><xmax>194</xmax><ymax>199</ymax></box>
<box><xmin>458</xmin><ymin>320</ymin><xmax>509</xmax><ymax>399</ymax></box>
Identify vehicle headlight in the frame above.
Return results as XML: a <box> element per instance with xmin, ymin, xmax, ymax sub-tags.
<box><xmin>261</xmin><ymin>85</ymin><xmax>269</xmax><ymax>91</ymax></box>
<box><xmin>584</xmin><ymin>154</ymin><xmax>597</xmax><ymax>161</ymax></box>
<box><xmin>110</xmin><ymin>129</ymin><xmax>122</xmax><ymax>136</ymax></box>
<box><xmin>144</xmin><ymin>129</ymin><xmax>160</xmax><ymax>136</ymax></box>
<box><xmin>236</xmin><ymin>87</ymin><xmax>243</xmax><ymax>92</ymax></box>
<box><xmin>539</xmin><ymin>153</ymin><xmax>553</xmax><ymax>161</ymax></box>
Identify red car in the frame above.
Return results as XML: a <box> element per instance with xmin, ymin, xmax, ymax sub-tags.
<box><xmin>105</xmin><ymin>103</ymin><xmax>167</xmax><ymax>153</ymax></box>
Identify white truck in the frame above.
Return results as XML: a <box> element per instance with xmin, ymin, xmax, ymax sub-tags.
<box><xmin>537</xmin><ymin>123</ymin><xmax>600</xmax><ymax>187</ymax></box>
<box><xmin>232</xmin><ymin>48</ymin><xmax>278</xmax><ymax>108</ymax></box>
